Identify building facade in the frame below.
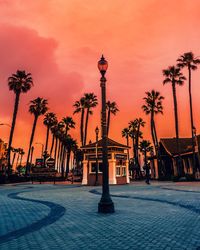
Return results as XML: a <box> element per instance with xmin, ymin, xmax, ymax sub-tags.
<box><xmin>81</xmin><ymin>138</ymin><xmax>130</xmax><ymax>185</ymax></box>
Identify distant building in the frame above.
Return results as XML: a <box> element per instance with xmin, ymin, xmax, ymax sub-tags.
<box><xmin>81</xmin><ymin>138</ymin><xmax>130</xmax><ymax>185</ymax></box>
<box><xmin>149</xmin><ymin>136</ymin><xmax>200</xmax><ymax>179</ymax></box>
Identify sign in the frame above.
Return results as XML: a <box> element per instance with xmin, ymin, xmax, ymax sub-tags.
<box><xmin>35</xmin><ymin>158</ymin><xmax>44</xmax><ymax>168</ymax></box>
<box><xmin>115</xmin><ymin>154</ymin><xmax>127</xmax><ymax>160</ymax></box>
<box><xmin>46</xmin><ymin>158</ymin><xmax>55</xmax><ymax>168</ymax></box>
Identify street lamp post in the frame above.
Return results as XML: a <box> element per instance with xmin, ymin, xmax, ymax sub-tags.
<box><xmin>95</xmin><ymin>126</ymin><xmax>99</xmax><ymax>186</ymax></box>
<box><xmin>98</xmin><ymin>55</ymin><xmax>115</xmax><ymax>213</ymax></box>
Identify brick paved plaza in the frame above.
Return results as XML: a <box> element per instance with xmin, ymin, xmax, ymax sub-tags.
<box><xmin>0</xmin><ymin>182</ymin><xmax>200</xmax><ymax>250</ymax></box>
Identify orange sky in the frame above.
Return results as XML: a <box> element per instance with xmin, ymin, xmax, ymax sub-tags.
<box><xmin>1</xmin><ymin>0</ymin><xmax>200</xmax><ymax>161</ymax></box>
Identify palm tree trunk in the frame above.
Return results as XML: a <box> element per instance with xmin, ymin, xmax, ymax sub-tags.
<box><xmin>50</xmin><ymin>134</ymin><xmax>55</xmax><ymax>157</ymax></box>
<box><xmin>188</xmin><ymin>66</ymin><xmax>196</xmax><ymax>173</ymax></box>
<box><xmin>16</xmin><ymin>153</ymin><xmax>20</xmax><ymax>169</ymax></box>
<box><xmin>26</xmin><ymin>115</ymin><xmax>38</xmax><ymax>174</ymax></box>
<box><xmin>20</xmin><ymin>154</ymin><xmax>23</xmax><ymax>166</ymax></box>
<box><xmin>66</xmin><ymin>149</ymin><xmax>71</xmax><ymax>177</ymax></box>
<box><xmin>7</xmin><ymin>91</ymin><xmax>20</xmax><ymax>174</ymax></box>
<box><xmin>172</xmin><ymin>82</ymin><xmax>181</xmax><ymax>175</ymax></box>
<box><xmin>45</xmin><ymin>126</ymin><xmax>50</xmax><ymax>152</ymax></box>
<box><xmin>57</xmin><ymin>140</ymin><xmax>61</xmax><ymax>171</ymax></box>
<box><xmin>172</xmin><ymin>82</ymin><xmax>179</xmax><ymax>151</ymax></box>
<box><xmin>84</xmin><ymin>108</ymin><xmax>89</xmax><ymax>146</ymax></box>
<box><xmin>11</xmin><ymin>152</ymin><xmax>16</xmax><ymax>169</ymax></box>
<box><xmin>81</xmin><ymin>109</ymin><xmax>85</xmax><ymax>146</ymax></box>
<box><xmin>54</xmin><ymin>137</ymin><xmax>58</xmax><ymax>168</ymax></box>
<box><xmin>107</xmin><ymin>108</ymin><xmax>111</xmax><ymax>136</ymax></box>
<box><xmin>150</xmin><ymin>113</ymin><xmax>156</xmax><ymax>151</ymax></box>
<box><xmin>127</xmin><ymin>136</ymin><xmax>129</xmax><ymax>160</ymax></box>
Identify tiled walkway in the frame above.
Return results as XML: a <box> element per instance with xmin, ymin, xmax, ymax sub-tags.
<box><xmin>0</xmin><ymin>182</ymin><xmax>200</xmax><ymax>250</ymax></box>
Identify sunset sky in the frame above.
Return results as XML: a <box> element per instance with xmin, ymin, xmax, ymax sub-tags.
<box><xmin>1</xmin><ymin>0</ymin><xmax>200</xmax><ymax>161</ymax></box>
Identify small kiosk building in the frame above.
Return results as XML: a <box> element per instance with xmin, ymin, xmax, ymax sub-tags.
<box><xmin>81</xmin><ymin>138</ymin><xmax>130</xmax><ymax>185</ymax></box>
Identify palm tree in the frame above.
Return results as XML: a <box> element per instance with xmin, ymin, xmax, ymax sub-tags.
<box><xmin>83</xmin><ymin>93</ymin><xmax>98</xmax><ymax>146</ymax></box>
<box><xmin>163</xmin><ymin>66</ymin><xmax>186</xmax><ymax>159</ymax></box>
<box><xmin>7</xmin><ymin>70</ymin><xmax>33</xmax><ymax>173</ymax></box>
<box><xmin>11</xmin><ymin>148</ymin><xmax>18</xmax><ymax>169</ymax></box>
<box><xmin>62</xmin><ymin>116</ymin><xmax>75</xmax><ymax>135</ymax></box>
<box><xmin>15</xmin><ymin>148</ymin><xmax>22</xmax><ymax>169</ymax></box>
<box><xmin>106</xmin><ymin>101</ymin><xmax>119</xmax><ymax>136</ymax></box>
<box><xmin>177</xmin><ymin>52</ymin><xmax>200</xmax><ymax>171</ymax></box>
<box><xmin>139</xmin><ymin>140</ymin><xmax>153</xmax><ymax>166</ymax></box>
<box><xmin>139</xmin><ymin>140</ymin><xmax>153</xmax><ymax>183</ymax></box>
<box><xmin>122</xmin><ymin>127</ymin><xmax>130</xmax><ymax>160</ymax></box>
<box><xmin>134</xmin><ymin>118</ymin><xmax>145</xmax><ymax>166</ymax></box>
<box><xmin>73</xmin><ymin>97</ymin><xmax>86</xmax><ymax>146</ymax></box>
<box><xmin>142</xmin><ymin>90</ymin><xmax>164</xmax><ymax>178</ymax></box>
<box><xmin>55</xmin><ymin>122</ymin><xmax>64</xmax><ymax>172</ymax></box>
<box><xmin>43</xmin><ymin>112</ymin><xmax>57</xmax><ymax>152</ymax></box>
<box><xmin>19</xmin><ymin>149</ymin><xmax>25</xmax><ymax>166</ymax></box>
<box><xmin>64</xmin><ymin>135</ymin><xmax>77</xmax><ymax>177</ymax></box>
<box><xmin>50</xmin><ymin>123</ymin><xmax>58</xmax><ymax>157</ymax></box>
<box><xmin>26</xmin><ymin>97</ymin><xmax>48</xmax><ymax>174</ymax></box>
<box><xmin>142</xmin><ymin>90</ymin><xmax>164</xmax><ymax>153</ymax></box>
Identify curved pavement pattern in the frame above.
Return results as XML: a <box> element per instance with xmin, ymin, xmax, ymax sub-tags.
<box><xmin>0</xmin><ymin>182</ymin><xmax>200</xmax><ymax>250</ymax></box>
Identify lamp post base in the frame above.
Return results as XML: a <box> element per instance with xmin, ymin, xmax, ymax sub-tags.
<box><xmin>98</xmin><ymin>199</ymin><xmax>115</xmax><ymax>213</ymax></box>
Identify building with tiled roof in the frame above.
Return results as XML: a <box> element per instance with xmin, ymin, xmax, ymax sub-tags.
<box><xmin>81</xmin><ymin>138</ymin><xmax>130</xmax><ymax>185</ymax></box>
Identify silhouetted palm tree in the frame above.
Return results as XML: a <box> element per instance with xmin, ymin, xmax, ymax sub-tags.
<box><xmin>83</xmin><ymin>93</ymin><xmax>98</xmax><ymax>146</ymax></box>
<box><xmin>43</xmin><ymin>112</ymin><xmax>57</xmax><ymax>152</ymax></box>
<box><xmin>139</xmin><ymin>140</ymin><xmax>153</xmax><ymax>166</ymax></box>
<box><xmin>139</xmin><ymin>140</ymin><xmax>153</xmax><ymax>183</ymax></box>
<box><xmin>142</xmin><ymin>90</ymin><xmax>164</xmax><ymax>153</ymax></box>
<box><xmin>142</xmin><ymin>90</ymin><xmax>164</xmax><ymax>178</ymax></box>
<box><xmin>19</xmin><ymin>149</ymin><xmax>25</xmax><ymax>166</ymax></box>
<box><xmin>64</xmin><ymin>135</ymin><xmax>77</xmax><ymax>177</ymax></box>
<box><xmin>50</xmin><ymin>122</ymin><xmax>58</xmax><ymax>157</ymax></box>
<box><xmin>15</xmin><ymin>148</ymin><xmax>22</xmax><ymax>169</ymax></box>
<box><xmin>106</xmin><ymin>101</ymin><xmax>119</xmax><ymax>136</ymax></box>
<box><xmin>163</xmin><ymin>66</ymin><xmax>186</xmax><ymax>158</ymax></box>
<box><xmin>26</xmin><ymin>97</ymin><xmax>48</xmax><ymax>174</ymax></box>
<box><xmin>177</xmin><ymin>52</ymin><xmax>200</xmax><ymax>171</ymax></box>
<box><xmin>122</xmin><ymin>127</ymin><xmax>130</xmax><ymax>160</ymax></box>
<box><xmin>134</xmin><ymin>118</ymin><xmax>145</xmax><ymax>166</ymax></box>
<box><xmin>62</xmin><ymin>116</ymin><xmax>75</xmax><ymax>135</ymax></box>
<box><xmin>73</xmin><ymin>97</ymin><xmax>86</xmax><ymax>146</ymax></box>
<box><xmin>7</xmin><ymin>70</ymin><xmax>33</xmax><ymax>173</ymax></box>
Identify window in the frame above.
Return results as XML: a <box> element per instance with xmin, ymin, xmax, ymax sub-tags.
<box><xmin>90</xmin><ymin>162</ymin><xmax>103</xmax><ymax>173</ymax></box>
<box><xmin>116</xmin><ymin>166</ymin><xmax>121</xmax><ymax>176</ymax></box>
<box><xmin>122</xmin><ymin>167</ymin><xmax>126</xmax><ymax>176</ymax></box>
<box><xmin>91</xmin><ymin>163</ymin><xmax>97</xmax><ymax>173</ymax></box>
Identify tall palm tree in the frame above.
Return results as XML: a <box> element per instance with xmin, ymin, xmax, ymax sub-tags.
<box><xmin>142</xmin><ymin>90</ymin><xmax>164</xmax><ymax>153</ymax></box>
<box><xmin>122</xmin><ymin>127</ymin><xmax>130</xmax><ymax>160</ymax></box>
<box><xmin>163</xmin><ymin>66</ymin><xmax>186</xmax><ymax>158</ymax></box>
<box><xmin>43</xmin><ymin>112</ymin><xmax>57</xmax><ymax>152</ymax></box>
<box><xmin>73</xmin><ymin>97</ymin><xmax>86</xmax><ymax>146</ymax></box>
<box><xmin>26</xmin><ymin>97</ymin><xmax>48</xmax><ymax>174</ymax></box>
<box><xmin>7</xmin><ymin>70</ymin><xmax>33</xmax><ymax>173</ymax></box>
<box><xmin>177</xmin><ymin>52</ymin><xmax>200</xmax><ymax>171</ymax></box>
<box><xmin>106</xmin><ymin>101</ymin><xmax>119</xmax><ymax>136</ymax></box>
<box><xmin>83</xmin><ymin>93</ymin><xmax>98</xmax><ymax>146</ymax></box>
<box><xmin>135</xmin><ymin>118</ymin><xmax>145</xmax><ymax>165</ymax></box>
